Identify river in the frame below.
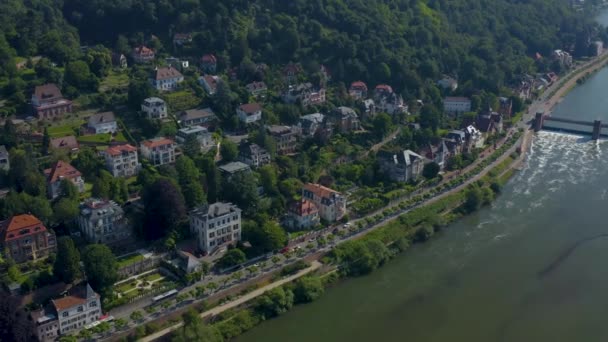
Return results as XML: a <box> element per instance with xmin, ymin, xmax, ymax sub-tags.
<box><xmin>237</xmin><ymin>14</ymin><xmax>608</xmax><ymax>342</ymax></box>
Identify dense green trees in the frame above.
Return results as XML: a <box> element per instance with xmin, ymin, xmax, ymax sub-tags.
<box><xmin>142</xmin><ymin>178</ymin><xmax>187</xmax><ymax>240</ymax></box>
<box><xmin>216</xmin><ymin>249</ymin><xmax>246</xmax><ymax>269</ymax></box>
<box><xmin>254</xmin><ymin>287</ymin><xmax>294</xmax><ymax>319</ymax></box>
<box><xmin>82</xmin><ymin>244</ymin><xmax>118</xmax><ymax>296</ymax></box>
<box><xmin>175</xmin><ymin>156</ymin><xmax>206</xmax><ymax>209</ymax></box>
<box><xmin>172</xmin><ymin>309</ymin><xmax>223</xmax><ymax>342</ymax></box>
<box><xmin>54</xmin><ymin>237</ymin><xmax>81</xmax><ymax>284</ymax></box>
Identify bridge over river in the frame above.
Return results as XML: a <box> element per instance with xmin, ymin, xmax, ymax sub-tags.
<box><xmin>534</xmin><ymin>112</ymin><xmax>608</xmax><ymax>139</ymax></box>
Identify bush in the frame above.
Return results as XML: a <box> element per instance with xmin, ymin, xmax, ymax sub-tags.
<box><xmin>279</xmin><ymin>260</ymin><xmax>310</xmax><ymax>277</ymax></box>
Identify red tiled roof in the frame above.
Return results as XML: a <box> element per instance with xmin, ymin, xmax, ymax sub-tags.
<box><xmin>238</xmin><ymin>103</ymin><xmax>262</xmax><ymax>114</ymax></box>
<box><xmin>289</xmin><ymin>199</ymin><xmax>318</xmax><ymax>216</ymax></box>
<box><xmin>375</xmin><ymin>84</ymin><xmax>393</xmax><ymax>93</ymax></box>
<box><xmin>105</xmin><ymin>144</ymin><xmax>137</xmax><ymax>156</ymax></box>
<box><xmin>154</xmin><ymin>67</ymin><xmax>183</xmax><ymax>81</ymax></box>
<box><xmin>141</xmin><ymin>137</ymin><xmax>174</xmax><ymax>148</ymax></box>
<box><xmin>201</xmin><ymin>54</ymin><xmax>217</xmax><ymax>63</ymax></box>
<box><xmin>133</xmin><ymin>46</ymin><xmax>154</xmax><ymax>56</ymax></box>
<box><xmin>350</xmin><ymin>81</ymin><xmax>367</xmax><ymax>90</ymax></box>
<box><xmin>44</xmin><ymin>161</ymin><xmax>81</xmax><ymax>184</ymax></box>
<box><xmin>52</xmin><ymin>284</ymin><xmax>99</xmax><ymax>311</ymax></box>
<box><xmin>303</xmin><ymin>183</ymin><xmax>340</xmax><ymax>199</ymax></box>
<box><xmin>1</xmin><ymin>214</ymin><xmax>47</xmax><ymax>242</ymax></box>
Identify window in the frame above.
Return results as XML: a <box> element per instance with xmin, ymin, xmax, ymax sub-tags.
<box><xmin>62</xmin><ymin>312</ymin><xmax>68</xmax><ymax>317</ymax></box>
<box><xmin>77</xmin><ymin>306</ymin><xmax>83</xmax><ymax>312</ymax></box>
<box><xmin>90</xmin><ymin>301</ymin><xmax>97</xmax><ymax>307</ymax></box>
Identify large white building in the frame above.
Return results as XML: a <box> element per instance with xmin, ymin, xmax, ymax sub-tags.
<box><xmin>104</xmin><ymin>144</ymin><xmax>140</xmax><ymax>177</ymax></box>
<box><xmin>33</xmin><ymin>283</ymin><xmax>101</xmax><ymax>341</ymax></box>
<box><xmin>141</xmin><ymin>97</ymin><xmax>168</xmax><ymax>120</ymax></box>
<box><xmin>140</xmin><ymin>138</ymin><xmax>177</xmax><ymax>166</ymax></box>
<box><xmin>443</xmin><ymin>97</ymin><xmax>472</xmax><ymax>115</ymax></box>
<box><xmin>77</xmin><ymin>199</ymin><xmax>131</xmax><ymax>245</ymax></box>
<box><xmin>189</xmin><ymin>203</ymin><xmax>242</xmax><ymax>254</ymax></box>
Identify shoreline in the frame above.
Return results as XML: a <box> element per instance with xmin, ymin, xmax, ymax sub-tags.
<box><xmin>121</xmin><ymin>51</ymin><xmax>608</xmax><ymax>342</ymax></box>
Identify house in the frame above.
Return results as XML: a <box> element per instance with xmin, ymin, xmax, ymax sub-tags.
<box><xmin>302</xmin><ymin>183</ymin><xmax>346</xmax><ymax>222</ymax></box>
<box><xmin>331</xmin><ymin>106</ymin><xmax>361</xmax><ymax>133</ymax></box>
<box><xmin>267</xmin><ymin>125</ymin><xmax>300</xmax><ymax>155</ymax></box>
<box><xmin>87</xmin><ymin>111</ymin><xmax>117</xmax><ymax>134</ymax></box>
<box><xmin>199</xmin><ymin>75</ymin><xmax>220</xmax><ymax>95</ymax></box>
<box><xmin>349</xmin><ymin>81</ymin><xmax>368</xmax><ymax>99</ymax></box>
<box><xmin>377</xmin><ymin>149</ymin><xmax>425</xmax><ymax>183</ymax></box>
<box><xmin>44</xmin><ymin>161</ymin><xmax>85</xmax><ymax>199</ymax></box>
<box><xmin>218</xmin><ymin>161</ymin><xmax>251</xmax><ymax>176</ymax></box>
<box><xmin>131</xmin><ymin>46</ymin><xmax>155</xmax><ymax>63</ymax></box>
<box><xmin>151</xmin><ymin>66</ymin><xmax>184</xmax><ymax>91</ymax></box>
<box><xmin>140</xmin><ymin>138</ymin><xmax>177</xmax><ymax>166</ymax></box>
<box><xmin>53</xmin><ymin>283</ymin><xmax>101</xmax><ymax>335</ymax></box>
<box><xmin>178</xmin><ymin>108</ymin><xmax>217</xmax><ymax>127</ymax></box>
<box><xmin>104</xmin><ymin>144</ymin><xmax>140</xmax><ymax>177</ymax></box>
<box><xmin>50</xmin><ymin>136</ymin><xmax>79</xmax><ymax>153</ymax></box>
<box><xmin>32</xmin><ymin>84</ymin><xmax>73</xmax><ymax>120</ymax></box>
<box><xmin>246</xmin><ymin>81</ymin><xmax>268</xmax><ymax>97</ymax></box>
<box><xmin>592</xmin><ymin>41</ymin><xmax>604</xmax><ymax>56</ymax></box>
<box><xmin>299</xmin><ymin>113</ymin><xmax>326</xmax><ymax>137</ymax></box>
<box><xmin>437</xmin><ymin>76</ymin><xmax>458</xmax><ymax>91</ymax></box>
<box><xmin>374</xmin><ymin>84</ymin><xmax>407</xmax><ymax>115</ymax></box>
<box><xmin>420</xmin><ymin>141</ymin><xmax>450</xmax><ymax>170</ymax></box>
<box><xmin>237</xmin><ymin>103</ymin><xmax>263</xmax><ymax>124</ymax></box>
<box><xmin>176</xmin><ymin>126</ymin><xmax>215</xmax><ymax>152</ymax></box>
<box><xmin>446</xmin><ymin>130</ymin><xmax>467</xmax><ymax>145</ymax></box>
<box><xmin>201</xmin><ymin>54</ymin><xmax>218</xmax><ymax>73</ymax></box>
<box><xmin>498</xmin><ymin>97</ymin><xmax>513</xmax><ymax>119</ymax></box>
<box><xmin>282</xmin><ymin>83</ymin><xmax>326</xmax><ymax>107</ymax></box>
<box><xmin>465</xmin><ymin>125</ymin><xmax>484</xmax><ymax>148</ymax></box>
<box><xmin>284</xmin><ymin>199</ymin><xmax>320</xmax><ymax>230</ymax></box>
<box><xmin>173</xmin><ymin>33</ymin><xmax>193</xmax><ymax>46</ymax></box>
<box><xmin>165</xmin><ymin>57</ymin><xmax>189</xmax><ymax>70</ymax></box>
<box><xmin>477</xmin><ymin>109</ymin><xmax>503</xmax><ymax>135</ymax></box>
<box><xmin>283</xmin><ymin>63</ymin><xmax>302</xmax><ymax>84</ymax></box>
<box><xmin>551</xmin><ymin>49</ymin><xmax>573</xmax><ymax>68</ymax></box>
<box><xmin>77</xmin><ymin>199</ymin><xmax>131</xmax><ymax>245</ymax></box>
<box><xmin>0</xmin><ymin>145</ymin><xmax>9</xmax><ymax>171</ymax></box>
<box><xmin>238</xmin><ymin>142</ymin><xmax>271</xmax><ymax>168</ymax></box>
<box><xmin>111</xmin><ymin>53</ymin><xmax>127</xmax><ymax>68</ymax></box>
<box><xmin>142</xmin><ymin>97</ymin><xmax>168</xmax><ymax>120</ymax></box>
<box><xmin>189</xmin><ymin>202</ymin><xmax>242</xmax><ymax>254</ymax></box>
<box><xmin>544</xmin><ymin>72</ymin><xmax>558</xmax><ymax>85</ymax></box>
<box><xmin>443</xmin><ymin>97</ymin><xmax>472</xmax><ymax>116</ymax></box>
<box><xmin>0</xmin><ymin>214</ymin><xmax>56</xmax><ymax>264</ymax></box>
<box><xmin>363</xmin><ymin>99</ymin><xmax>376</xmax><ymax>119</ymax></box>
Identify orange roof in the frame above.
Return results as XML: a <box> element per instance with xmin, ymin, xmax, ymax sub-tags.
<box><xmin>44</xmin><ymin>161</ymin><xmax>81</xmax><ymax>184</ymax></box>
<box><xmin>350</xmin><ymin>81</ymin><xmax>367</xmax><ymax>90</ymax></box>
<box><xmin>141</xmin><ymin>137</ymin><xmax>174</xmax><ymax>148</ymax></box>
<box><xmin>290</xmin><ymin>199</ymin><xmax>318</xmax><ymax>216</ymax></box>
<box><xmin>1</xmin><ymin>214</ymin><xmax>47</xmax><ymax>242</ymax></box>
<box><xmin>106</xmin><ymin>144</ymin><xmax>137</xmax><ymax>156</ymax></box>
<box><xmin>238</xmin><ymin>103</ymin><xmax>262</xmax><ymax>114</ymax></box>
<box><xmin>52</xmin><ymin>295</ymin><xmax>87</xmax><ymax>311</ymax></box>
<box><xmin>303</xmin><ymin>183</ymin><xmax>340</xmax><ymax>199</ymax></box>
<box><xmin>133</xmin><ymin>46</ymin><xmax>154</xmax><ymax>55</ymax></box>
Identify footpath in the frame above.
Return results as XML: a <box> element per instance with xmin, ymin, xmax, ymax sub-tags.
<box><xmin>140</xmin><ymin>261</ymin><xmax>322</xmax><ymax>342</ymax></box>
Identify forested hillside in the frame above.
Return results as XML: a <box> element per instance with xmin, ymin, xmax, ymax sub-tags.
<box><xmin>0</xmin><ymin>0</ymin><xmax>603</xmax><ymax>96</ymax></box>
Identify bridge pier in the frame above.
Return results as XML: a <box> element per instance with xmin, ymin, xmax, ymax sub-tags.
<box><xmin>592</xmin><ymin>120</ymin><xmax>602</xmax><ymax>140</ymax></box>
<box><xmin>534</xmin><ymin>112</ymin><xmax>544</xmax><ymax>132</ymax></box>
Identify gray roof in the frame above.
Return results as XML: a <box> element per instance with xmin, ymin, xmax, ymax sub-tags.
<box><xmin>191</xmin><ymin>202</ymin><xmax>240</xmax><ymax>219</ymax></box>
<box><xmin>218</xmin><ymin>161</ymin><xmax>251</xmax><ymax>174</ymax></box>
<box><xmin>178</xmin><ymin>126</ymin><xmax>208</xmax><ymax>135</ymax></box>
<box><xmin>143</xmin><ymin>97</ymin><xmax>165</xmax><ymax>105</ymax></box>
<box><xmin>0</xmin><ymin>145</ymin><xmax>7</xmax><ymax>158</ymax></box>
<box><xmin>180</xmin><ymin>108</ymin><xmax>215</xmax><ymax>121</ymax></box>
<box><xmin>300</xmin><ymin>113</ymin><xmax>325</xmax><ymax>123</ymax></box>
<box><xmin>88</xmin><ymin>112</ymin><xmax>116</xmax><ymax>126</ymax></box>
<box><xmin>380</xmin><ymin>149</ymin><xmax>424</xmax><ymax>166</ymax></box>
<box><xmin>334</xmin><ymin>106</ymin><xmax>358</xmax><ymax>118</ymax></box>
<box><xmin>80</xmin><ymin>199</ymin><xmax>123</xmax><ymax>218</ymax></box>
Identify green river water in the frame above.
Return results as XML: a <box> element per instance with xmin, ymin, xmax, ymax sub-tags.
<box><xmin>237</xmin><ymin>15</ymin><xmax>608</xmax><ymax>342</ymax></box>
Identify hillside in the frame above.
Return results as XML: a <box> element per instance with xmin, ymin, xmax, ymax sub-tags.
<box><xmin>0</xmin><ymin>0</ymin><xmax>602</xmax><ymax>97</ymax></box>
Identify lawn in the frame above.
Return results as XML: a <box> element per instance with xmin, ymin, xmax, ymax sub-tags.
<box><xmin>116</xmin><ymin>281</ymin><xmax>138</xmax><ymax>294</ymax></box>
<box><xmin>100</xmin><ymin>70</ymin><xmax>129</xmax><ymax>92</ymax></box>
<box><xmin>76</xmin><ymin>132</ymin><xmax>128</xmax><ymax>145</ymax></box>
<box><xmin>47</xmin><ymin>120</ymin><xmax>85</xmax><ymax>138</ymax></box>
<box><xmin>117</xmin><ymin>253</ymin><xmax>144</xmax><ymax>268</ymax></box>
<box><xmin>142</xmin><ymin>272</ymin><xmax>164</xmax><ymax>283</ymax></box>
